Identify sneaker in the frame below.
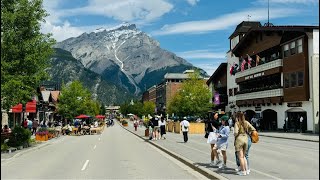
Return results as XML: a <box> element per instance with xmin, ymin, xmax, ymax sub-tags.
<box><xmin>218</xmin><ymin>164</ymin><xmax>226</xmax><ymax>169</ymax></box>
<box><xmin>237</xmin><ymin>171</ymin><xmax>247</xmax><ymax>176</ymax></box>
<box><xmin>209</xmin><ymin>161</ymin><xmax>215</xmax><ymax>166</ymax></box>
<box><xmin>213</xmin><ymin>159</ymin><xmax>222</xmax><ymax>166</ymax></box>
<box><xmin>235</xmin><ymin>167</ymin><xmax>240</xmax><ymax>172</ymax></box>
<box><xmin>246</xmin><ymin>169</ymin><xmax>251</xmax><ymax>175</ymax></box>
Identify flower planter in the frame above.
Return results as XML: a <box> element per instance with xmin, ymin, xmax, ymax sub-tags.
<box><xmin>145</xmin><ymin>129</ymin><xmax>149</xmax><ymax>137</ymax></box>
<box><xmin>36</xmin><ymin>134</ymin><xmax>48</xmax><ymax>141</ymax></box>
<box><xmin>167</xmin><ymin>121</ymin><xmax>174</xmax><ymax>132</ymax></box>
<box><xmin>174</xmin><ymin>121</ymin><xmax>181</xmax><ymax>134</ymax></box>
<box><xmin>122</xmin><ymin>124</ymin><xmax>128</xmax><ymax>127</ymax></box>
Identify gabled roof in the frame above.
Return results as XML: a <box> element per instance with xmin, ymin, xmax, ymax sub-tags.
<box><xmin>51</xmin><ymin>91</ymin><xmax>60</xmax><ymax>102</ymax></box>
<box><xmin>232</xmin><ymin>25</ymin><xmax>319</xmax><ymax>56</ymax></box>
<box><xmin>206</xmin><ymin>63</ymin><xmax>227</xmax><ymax>85</ymax></box>
<box><xmin>41</xmin><ymin>91</ymin><xmax>51</xmax><ymax>102</ymax></box>
<box><xmin>229</xmin><ymin>21</ymin><xmax>261</xmax><ymax>39</ymax></box>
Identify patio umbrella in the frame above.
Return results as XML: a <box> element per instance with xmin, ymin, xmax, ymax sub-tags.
<box><xmin>95</xmin><ymin>115</ymin><xmax>105</xmax><ymax>119</ymax></box>
<box><xmin>75</xmin><ymin>114</ymin><xmax>90</xmax><ymax>119</ymax></box>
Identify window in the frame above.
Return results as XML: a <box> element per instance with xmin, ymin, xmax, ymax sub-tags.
<box><xmin>284</xmin><ymin>44</ymin><xmax>290</xmax><ymax>57</ymax></box>
<box><xmin>290</xmin><ymin>41</ymin><xmax>296</xmax><ymax>55</ymax></box>
<box><xmin>234</xmin><ymin>88</ymin><xmax>238</xmax><ymax>95</ymax></box>
<box><xmin>284</xmin><ymin>74</ymin><xmax>290</xmax><ymax>88</ymax></box>
<box><xmin>298</xmin><ymin>72</ymin><xmax>304</xmax><ymax>86</ymax></box>
<box><xmin>290</xmin><ymin>72</ymin><xmax>297</xmax><ymax>87</ymax></box>
<box><xmin>229</xmin><ymin>89</ymin><xmax>233</xmax><ymax>96</ymax></box>
<box><xmin>297</xmin><ymin>39</ymin><xmax>303</xmax><ymax>53</ymax></box>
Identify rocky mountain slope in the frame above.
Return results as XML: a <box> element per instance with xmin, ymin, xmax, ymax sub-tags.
<box><xmin>55</xmin><ymin>23</ymin><xmax>207</xmax><ymax>95</ymax></box>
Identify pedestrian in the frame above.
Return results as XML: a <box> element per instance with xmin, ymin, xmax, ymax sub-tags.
<box><xmin>284</xmin><ymin>117</ymin><xmax>288</xmax><ymax>132</ymax></box>
<box><xmin>180</xmin><ymin>117</ymin><xmax>190</xmax><ymax>143</ymax></box>
<box><xmin>159</xmin><ymin>117</ymin><xmax>166</xmax><ymax>139</ymax></box>
<box><xmin>300</xmin><ymin>115</ymin><xmax>304</xmax><ymax>133</ymax></box>
<box><xmin>228</xmin><ymin>116</ymin><xmax>233</xmax><ymax>133</ymax></box>
<box><xmin>152</xmin><ymin>116</ymin><xmax>160</xmax><ymax>140</ymax></box>
<box><xmin>148</xmin><ymin>118</ymin><xmax>154</xmax><ymax>140</ymax></box>
<box><xmin>23</xmin><ymin>119</ymin><xmax>28</xmax><ymax>129</ymax></box>
<box><xmin>133</xmin><ymin>119</ymin><xmax>138</xmax><ymax>131</ymax></box>
<box><xmin>27</xmin><ymin>119</ymin><xmax>33</xmax><ymax>131</ymax></box>
<box><xmin>206</xmin><ymin>112</ymin><xmax>221</xmax><ymax>166</ymax></box>
<box><xmin>212</xmin><ymin>115</ymin><xmax>230</xmax><ymax>169</ymax></box>
<box><xmin>32</xmin><ymin>119</ymin><xmax>38</xmax><ymax>135</ymax></box>
<box><xmin>234</xmin><ymin>111</ymin><xmax>256</xmax><ymax>176</ymax></box>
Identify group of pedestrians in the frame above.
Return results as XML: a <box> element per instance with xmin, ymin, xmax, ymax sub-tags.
<box><xmin>205</xmin><ymin>111</ymin><xmax>256</xmax><ymax>176</ymax></box>
<box><xmin>146</xmin><ymin>116</ymin><xmax>167</xmax><ymax>140</ymax></box>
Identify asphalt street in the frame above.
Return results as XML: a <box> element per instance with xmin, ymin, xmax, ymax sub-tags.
<box><xmin>1</xmin><ymin>123</ymin><xmax>208</xmax><ymax>179</ymax></box>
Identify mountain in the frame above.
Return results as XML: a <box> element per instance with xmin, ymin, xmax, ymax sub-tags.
<box><xmin>47</xmin><ymin>48</ymin><xmax>133</xmax><ymax>105</ymax></box>
<box><xmin>55</xmin><ymin>23</ymin><xmax>208</xmax><ymax>95</ymax></box>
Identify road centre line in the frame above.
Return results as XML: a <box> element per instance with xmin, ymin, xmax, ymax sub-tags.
<box><xmin>165</xmin><ymin>138</ymin><xmax>282</xmax><ymax>180</ymax></box>
<box><xmin>81</xmin><ymin>160</ymin><xmax>89</xmax><ymax>171</ymax></box>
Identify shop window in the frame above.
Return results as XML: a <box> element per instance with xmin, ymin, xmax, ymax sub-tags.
<box><xmin>298</xmin><ymin>72</ymin><xmax>304</xmax><ymax>86</ymax></box>
<box><xmin>290</xmin><ymin>72</ymin><xmax>297</xmax><ymax>87</ymax></box>
<box><xmin>297</xmin><ymin>39</ymin><xmax>303</xmax><ymax>53</ymax></box>
<box><xmin>290</xmin><ymin>41</ymin><xmax>296</xmax><ymax>55</ymax></box>
<box><xmin>283</xmin><ymin>44</ymin><xmax>290</xmax><ymax>58</ymax></box>
<box><xmin>284</xmin><ymin>74</ymin><xmax>290</xmax><ymax>88</ymax></box>
<box><xmin>229</xmin><ymin>89</ymin><xmax>233</xmax><ymax>96</ymax></box>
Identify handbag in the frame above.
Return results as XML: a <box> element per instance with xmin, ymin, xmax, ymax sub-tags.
<box><xmin>207</xmin><ymin>132</ymin><xmax>218</xmax><ymax>144</ymax></box>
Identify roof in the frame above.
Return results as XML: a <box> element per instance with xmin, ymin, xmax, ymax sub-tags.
<box><xmin>232</xmin><ymin>25</ymin><xmax>319</xmax><ymax>56</ymax></box>
<box><xmin>206</xmin><ymin>63</ymin><xmax>227</xmax><ymax>85</ymax></box>
<box><xmin>51</xmin><ymin>91</ymin><xmax>60</xmax><ymax>102</ymax></box>
<box><xmin>41</xmin><ymin>91</ymin><xmax>51</xmax><ymax>102</ymax></box>
<box><xmin>164</xmin><ymin>73</ymin><xmax>190</xmax><ymax>80</ymax></box>
<box><xmin>229</xmin><ymin>21</ymin><xmax>261</xmax><ymax>39</ymax></box>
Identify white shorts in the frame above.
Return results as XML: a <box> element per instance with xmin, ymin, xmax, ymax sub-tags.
<box><xmin>214</xmin><ymin>143</ymin><xmax>228</xmax><ymax>151</ymax></box>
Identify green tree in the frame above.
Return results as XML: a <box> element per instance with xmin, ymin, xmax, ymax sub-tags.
<box><xmin>100</xmin><ymin>103</ymin><xmax>106</xmax><ymax>115</ymax></box>
<box><xmin>1</xmin><ymin>0</ymin><xmax>56</xmax><ymax>110</ymax></box>
<box><xmin>143</xmin><ymin>101</ymin><xmax>156</xmax><ymax>116</ymax></box>
<box><xmin>167</xmin><ymin>70</ymin><xmax>212</xmax><ymax>118</ymax></box>
<box><xmin>57</xmin><ymin>81</ymin><xmax>99</xmax><ymax>119</ymax></box>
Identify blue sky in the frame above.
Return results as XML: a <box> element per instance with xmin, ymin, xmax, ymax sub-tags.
<box><xmin>41</xmin><ymin>0</ymin><xmax>319</xmax><ymax>75</ymax></box>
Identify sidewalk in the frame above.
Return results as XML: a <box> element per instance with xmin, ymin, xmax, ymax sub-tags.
<box><xmin>123</xmin><ymin>120</ymin><xmax>319</xmax><ymax>179</ymax></box>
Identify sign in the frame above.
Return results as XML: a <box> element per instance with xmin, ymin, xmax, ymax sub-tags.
<box><xmin>245</xmin><ymin>72</ymin><xmax>265</xmax><ymax>80</ymax></box>
<box><xmin>287</xmin><ymin>102</ymin><xmax>302</xmax><ymax>107</ymax></box>
<box><xmin>255</xmin><ymin>106</ymin><xmax>261</xmax><ymax>111</ymax></box>
<box><xmin>214</xmin><ymin>92</ymin><xmax>220</xmax><ymax>105</ymax></box>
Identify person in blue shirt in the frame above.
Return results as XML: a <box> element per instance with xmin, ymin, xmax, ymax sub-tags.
<box><xmin>212</xmin><ymin>115</ymin><xmax>230</xmax><ymax>169</ymax></box>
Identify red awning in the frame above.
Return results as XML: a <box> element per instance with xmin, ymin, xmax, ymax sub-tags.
<box><xmin>26</xmin><ymin>100</ymin><xmax>36</xmax><ymax>113</ymax></box>
<box><xmin>11</xmin><ymin>103</ymin><xmax>23</xmax><ymax>113</ymax></box>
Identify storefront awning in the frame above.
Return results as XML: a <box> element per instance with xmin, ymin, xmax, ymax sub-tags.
<box><xmin>26</xmin><ymin>100</ymin><xmax>36</xmax><ymax>113</ymax></box>
<box><xmin>11</xmin><ymin>103</ymin><xmax>22</xmax><ymax>113</ymax></box>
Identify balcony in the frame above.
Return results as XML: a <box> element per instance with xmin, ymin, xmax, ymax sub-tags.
<box><xmin>236</xmin><ymin>88</ymin><xmax>283</xmax><ymax>101</ymax></box>
<box><xmin>235</xmin><ymin>58</ymin><xmax>283</xmax><ymax>79</ymax></box>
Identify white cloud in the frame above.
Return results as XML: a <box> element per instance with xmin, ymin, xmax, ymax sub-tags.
<box><xmin>195</xmin><ymin>63</ymin><xmax>220</xmax><ymax>76</ymax></box>
<box><xmin>176</xmin><ymin>50</ymin><xmax>226</xmax><ymax>59</ymax></box>
<box><xmin>58</xmin><ymin>0</ymin><xmax>173</xmax><ymax>23</ymax></box>
<box><xmin>186</xmin><ymin>0</ymin><xmax>200</xmax><ymax>6</ymax></box>
<box><xmin>152</xmin><ymin>7</ymin><xmax>303</xmax><ymax>36</ymax></box>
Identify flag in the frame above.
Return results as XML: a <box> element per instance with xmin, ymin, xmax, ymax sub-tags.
<box><xmin>256</xmin><ymin>55</ymin><xmax>260</xmax><ymax>66</ymax></box>
<box><xmin>241</xmin><ymin>58</ymin><xmax>246</xmax><ymax>71</ymax></box>
<box><xmin>247</xmin><ymin>54</ymin><xmax>252</xmax><ymax>68</ymax></box>
<box><xmin>229</xmin><ymin>63</ymin><xmax>234</xmax><ymax>75</ymax></box>
<box><xmin>233</xmin><ymin>64</ymin><xmax>238</xmax><ymax>75</ymax></box>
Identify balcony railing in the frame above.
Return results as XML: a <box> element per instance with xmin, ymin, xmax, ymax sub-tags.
<box><xmin>236</xmin><ymin>88</ymin><xmax>283</xmax><ymax>101</ymax></box>
<box><xmin>235</xmin><ymin>58</ymin><xmax>283</xmax><ymax>79</ymax></box>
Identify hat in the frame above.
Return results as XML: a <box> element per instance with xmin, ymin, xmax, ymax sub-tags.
<box><xmin>183</xmin><ymin>117</ymin><xmax>187</xmax><ymax>120</ymax></box>
<box><xmin>220</xmin><ymin>115</ymin><xmax>229</xmax><ymax>121</ymax></box>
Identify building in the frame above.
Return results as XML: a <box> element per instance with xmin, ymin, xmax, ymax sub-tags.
<box><xmin>206</xmin><ymin>63</ymin><xmax>228</xmax><ymax>113</ymax></box>
<box><xmin>228</xmin><ymin>21</ymin><xmax>319</xmax><ymax>133</ymax></box>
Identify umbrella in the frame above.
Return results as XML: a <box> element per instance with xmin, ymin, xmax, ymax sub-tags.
<box><xmin>95</xmin><ymin>115</ymin><xmax>105</xmax><ymax>119</ymax></box>
<box><xmin>75</xmin><ymin>114</ymin><xmax>90</xmax><ymax>119</ymax></box>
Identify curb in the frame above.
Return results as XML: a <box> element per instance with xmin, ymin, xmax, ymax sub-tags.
<box><xmin>259</xmin><ymin>134</ymin><xmax>319</xmax><ymax>142</ymax></box>
<box><xmin>119</xmin><ymin>122</ymin><xmax>227</xmax><ymax>180</ymax></box>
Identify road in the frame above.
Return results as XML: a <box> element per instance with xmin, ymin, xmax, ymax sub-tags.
<box><xmin>1</xmin><ymin>123</ymin><xmax>207</xmax><ymax>179</ymax></box>
<box><xmin>140</xmin><ymin>127</ymin><xmax>319</xmax><ymax>179</ymax></box>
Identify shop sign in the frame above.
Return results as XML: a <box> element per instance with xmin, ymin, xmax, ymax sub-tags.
<box><xmin>287</xmin><ymin>102</ymin><xmax>302</xmax><ymax>107</ymax></box>
<box><xmin>245</xmin><ymin>72</ymin><xmax>265</xmax><ymax>80</ymax></box>
<box><xmin>255</xmin><ymin>106</ymin><xmax>261</xmax><ymax>111</ymax></box>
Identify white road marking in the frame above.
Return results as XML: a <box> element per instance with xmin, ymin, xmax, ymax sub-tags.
<box><xmin>81</xmin><ymin>160</ymin><xmax>89</xmax><ymax>171</ymax></box>
<box><xmin>93</xmin><ymin>145</ymin><xmax>96</xmax><ymax>149</ymax></box>
<box><xmin>98</xmin><ymin>138</ymin><xmax>101</xmax><ymax>141</ymax></box>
